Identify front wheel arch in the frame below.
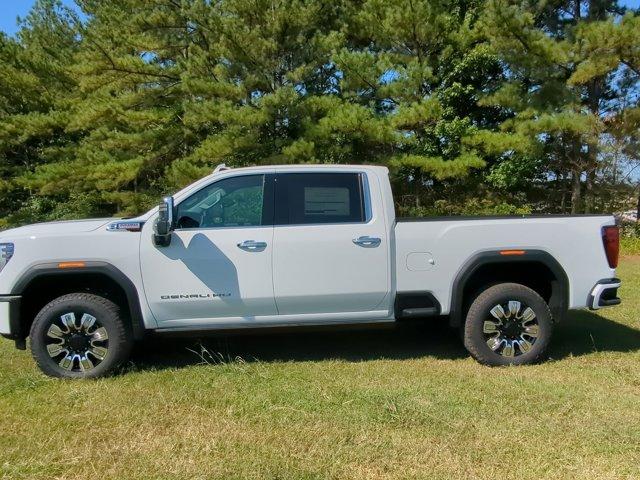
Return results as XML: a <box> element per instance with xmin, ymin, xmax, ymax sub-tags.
<box><xmin>11</xmin><ymin>262</ymin><xmax>146</xmax><ymax>343</ymax></box>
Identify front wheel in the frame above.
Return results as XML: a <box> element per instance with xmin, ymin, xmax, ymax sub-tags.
<box><xmin>463</xmin><ymin>283</ymin><xmax>553</xmax><ymax>366</ymax></box>
<box><xmin>30</xmin><ymin>293</ymin><xmax>133</xmax><ymax>378</ymax></box>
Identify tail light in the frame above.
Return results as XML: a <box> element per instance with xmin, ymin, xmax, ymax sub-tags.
<box><xmin>602</xmin><ymin>225</ymin><xmax>619</xmax><ymax>268</ymax></box>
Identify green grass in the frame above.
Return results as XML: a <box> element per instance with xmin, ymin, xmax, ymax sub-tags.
<box><xmin>1</xmin><ymin>260</ymin><xmax>639</xmax><ymax>479</ymax></box>
<box><xmin>621</xmin><ymin>236</ymin><xmax>640</xmax><ymax>256</ymax></box>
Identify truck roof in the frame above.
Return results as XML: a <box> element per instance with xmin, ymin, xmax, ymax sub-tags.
<box><xmin>170</xmin><ymin>163</ymin><xmax>389</xmax><ymax>205</ymax></box>
<box><xmin>212</xmin><ymin>163</ymin><xmax>389</xmax><ymax>174</ymax></box>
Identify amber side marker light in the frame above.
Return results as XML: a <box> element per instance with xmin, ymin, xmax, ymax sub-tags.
<box><xmin>58</xmin><ymin>261</ymin><xmax>86</xmax><ymax>269</ymax></box>
<box><xmin>499</xmin><ymin>250</ymin><xmax>526</xmax><ymax>256</ymax></box>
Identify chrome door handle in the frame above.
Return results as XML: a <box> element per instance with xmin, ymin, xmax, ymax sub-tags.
<box><xmin>352</xmin><ymin>236</ymin><xmax>381</xmax><ymax>248</ymax></box>
<box><xmin>237</xmin><ymin>240</ymin><xmax>267</xmax><ymax>251</ymax></box>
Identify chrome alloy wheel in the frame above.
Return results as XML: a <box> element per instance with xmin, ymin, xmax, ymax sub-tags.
<box><xmin>45</xmin><ymin>312</ymin><xmax>109</xmax><ymax>372</ymax></box>
<box><xmin>482</xmin><ymin>301</ymin><xmax>539</xmax><ymax>357</ymax></box>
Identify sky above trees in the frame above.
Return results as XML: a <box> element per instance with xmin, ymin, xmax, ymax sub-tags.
<box><xmin>0</xmin><ymin>0</ymin><xmax>82</xmax><ymax>36</ymax></box>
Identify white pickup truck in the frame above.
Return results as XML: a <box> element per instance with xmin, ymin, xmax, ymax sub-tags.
<box><xmin>0</xmin><ymin>164</ymin><xmax>621</xmax><ymax>378</ymax></box>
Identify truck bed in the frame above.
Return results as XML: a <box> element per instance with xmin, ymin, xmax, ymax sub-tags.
<box><xmin>394</xmin><ymin>215</ymin><xmax>616</xmax><ymax>314</ymax></box>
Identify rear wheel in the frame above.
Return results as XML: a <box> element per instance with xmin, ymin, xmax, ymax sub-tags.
<box><xmin>463</xmin><ymin>283</ymin><xmax>553</xmax><ymax>366</ymax></box>
<box><xmin>30</xmin><ymin>293</ymin><xmax>133</xmax><ymax>378</ymax></box>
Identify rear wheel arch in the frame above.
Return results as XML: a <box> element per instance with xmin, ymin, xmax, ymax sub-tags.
<box><xmin>449</xmin><ymin>250</ymin><xmax>569</xmax><ymax>327</ymax></box>
<box><xmin>11</xmin><ymin>262</ymin><xmax>145</xmax><ymax>342</ymax></box>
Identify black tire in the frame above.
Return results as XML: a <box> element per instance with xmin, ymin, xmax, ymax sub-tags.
<box><xmin>463</xmin><ymin>283</ymin><xmax>553</xmax><ymax>366</ymax></box>
<box><xmin>30</xmin><ymin>293</ymin><xmax>133</xmax><ymax>378</ymax></box>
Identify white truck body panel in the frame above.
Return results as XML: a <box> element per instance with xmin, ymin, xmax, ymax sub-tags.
<box><xmin>0</xmin><ymin>302</ymin><xmax>9</xmax><ymax>334</ymax></box>
<box><xmin>0</xmin><ymin>218</ymin><xmax>156</xmax><ymax>329</ymax></box>
<box><xmin>139</xmin><ymin>223</ymin><xmax>278</xmax><ymax>326</ymax></box>
<box><xmin>270</xmin><ymin>166</ymin><xmax>390</xmax><ymax>316</ymax></box>
<box><xmin>0</xmin><ymin>164</ymin><xmax>618</xmax><ymax>337</ymax></box>
<box><xmin>395</xmin><ymin>216</ymin><xmax>616</xmax><ymax>313</ymax></box>
<box><xmin>271</xmin><ymin>222</ymin><xmax>390</xmax><ymax>315</ymax></box>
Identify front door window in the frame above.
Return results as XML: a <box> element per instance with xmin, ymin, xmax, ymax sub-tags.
<box><xmin>176</xmin><ymin>175</ymin><xmax>265</xmax><ymax>229</ymax></box>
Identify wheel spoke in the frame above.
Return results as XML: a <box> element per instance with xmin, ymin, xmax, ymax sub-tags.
<box><xmin>46</xmin><ymin>343</ymin><xmax>67</xmax><ymax>357</ymax></box>
<box><xmin>502</xmin><ymin>341</ymin><xmax>515</xmax><ymax>357</ymax></box>
<box><xmin>508</xmin><ymin>301</ymin><xmax>521</xmax><ymax>318</ymax></box>
<box><xmin>483</xmin><ymin>321</ymin><xmax>500</xmax><ymax>334</ymax></box>
<box><xmin>486</xmin><ymin>336</ymin><xmax>504</xmax><ymax>351</ymax></box>
<box><xmin>79</xmin><ymin>354</ymin><xmax>95</xmax><ymax>371</ymax></box>
<box><xmin>490</xmin><ymin>305</ymin><xmax>506</xmax><ymax>322</ymax></box>
<box><xmin>47</xmin><ymin>324</ymin><xmax>65</xmax><ymax>340</ymax></box>
<box><xmin>88</xmin><ymin>346</ymin><xmax>107</xmax><ymax>361</ymax></box>
<box><xmin>59</xmin><ymin>353</ymin><xmax>75</xmax><ymax>370</ymax></box>
<box><xmin>523</xmin><ymin>325</ymin><xmax>539</xmax><ymax>337</ymax></box>
<box><xmin>79</xmin><ymin>313</ymin><xmax>96</xmax><ymax>332</ymax></box>
<box><xmin>516</xmin><ymin>338</ymin><xmax>533</xmax><ymax>353</ymax></box>
<box><xmin>91</xmin><ymin>327</ymin><xmax>108</xmax><ymax>343</ymax></box>
<box><xmin>60</xmin><ymin>313</ymin><xmax>77</xmax><ymax>331</ymax></box>
<box><xmin>519</xmin><ymin>307</ymin><xmax>536</xmax><ymax>324</ymax></box>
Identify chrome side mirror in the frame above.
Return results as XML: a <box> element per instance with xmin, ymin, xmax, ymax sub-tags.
<box><xmin>153</xmin><ymin>196</ymin><xmax>174</xmax><ymax>247</ymax></box>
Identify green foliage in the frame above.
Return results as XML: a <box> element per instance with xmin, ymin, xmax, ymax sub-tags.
<box><xmin>474</xmin><ymin>0</ymin><xmax>639</xmax><ymax>214</ymax></box>
<box><xmin>0</xmin><ymin>0</ymin><xmax>637</xmax><ymax>226</ymax></box>
<box><xmin>570</xmin><ymin>12</ymin><xmax>640</xmax><ymax>86</ymax></box>
<box><xmin>398</xmin><ymin>200</ymin><xmax>532</xmax><ymax>218</ymax></box>
<box><xmin>618</xmin><ymin>222</ymin><xmax>640</xmax><ymax>255</ymax></box>
<box><xmin>621</xmin><ymin>237</ymin><xmax>640</xmax><ymax>256</ymax></box>
<box><xmin>621</xmin><ymin>221</ymin><xmax>640</xmax><ymax>238</ymax></box>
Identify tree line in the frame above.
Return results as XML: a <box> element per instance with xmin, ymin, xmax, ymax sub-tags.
<box><xmin>0</xmin><ymin>0</ymin><xmax>638</xmax><ymax>227</ymax></box>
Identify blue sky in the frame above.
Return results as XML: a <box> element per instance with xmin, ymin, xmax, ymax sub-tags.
<box><xmin>0</xmin><ymin>0</ymin><xmax>81</xmax><ymax>36</ymax></box>
<box><xmin>1</xmin><ymin>0</ymin><xmax>639</xmax><ymax>36</ymax></box>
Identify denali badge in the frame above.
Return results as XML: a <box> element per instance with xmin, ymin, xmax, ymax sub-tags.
<box><xmin>160</xmin><ymin>293</ymin><xmax>231</xmax><ymax>300</ymax></box>
<box><xmin>107</xmin><ymin>221</ymin><xmax>144</xmax><ymax>232</ymax></box>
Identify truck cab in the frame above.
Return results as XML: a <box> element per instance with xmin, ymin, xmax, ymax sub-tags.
<box><xmin>141</xmin><ymin>165</ymin><xmax>396</xmax><ymax>329</ymax></box>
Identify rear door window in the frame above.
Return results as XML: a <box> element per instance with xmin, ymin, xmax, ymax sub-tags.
<box><xmin>274</xmin><ymin>173</ymin><xmax>366</xmax><ymax>225</ymax></box>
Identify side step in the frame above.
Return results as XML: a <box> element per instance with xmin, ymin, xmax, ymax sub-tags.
<box><xmin>395</xmin><ymin>292</ymin><xmax>441</xmax><ymax>320</ymax></box>
<box><xmin>400</xmin><ymin>307</ymin><xmax>439</xmax><ymax>318</ymax></box>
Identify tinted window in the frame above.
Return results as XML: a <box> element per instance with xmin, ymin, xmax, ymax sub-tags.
<box><xmin>275</xmin><ymin>173</ymin><xmax>365</xmax><ymax>225</ymax></box>
<box><xmin>176</xmin><ymin>175</ymin><xmax>265</xmax><ymax>229</ymax></box>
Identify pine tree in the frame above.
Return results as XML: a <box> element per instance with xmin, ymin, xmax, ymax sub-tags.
<box><xmin>0</xmin><ymin>0</ymin><xmax>635</xmax><ymax>225</ymax></box>
<box><xmin>477</xmin><ymin>0</ymin><xmax>637</xmax><ymax>213</ymax></box>
<box><xmin>0</xmin><ymin>0</ymin><xmax>80</xmax><ymax>227</ymax></box>
<box><xmin>329</xmin><ymin>0</ymin><xmax>507</xmax><ymax>204</ymax></box>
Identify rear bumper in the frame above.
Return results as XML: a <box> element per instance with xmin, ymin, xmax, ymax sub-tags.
<box><xmin>588</xmin><ymin>278</ymin><xmax>621</xmax><ymax>310</ymax></box>
<box><xmin>0</xmin><ymin>295</ymin><xmax>21</xmax><ymax>339</ymax></box>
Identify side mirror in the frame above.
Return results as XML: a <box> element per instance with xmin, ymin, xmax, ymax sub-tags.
<box><xmin>153</xmin><ymin>196</ymin><xmax>174</xmax><ymax>247</ymax></box>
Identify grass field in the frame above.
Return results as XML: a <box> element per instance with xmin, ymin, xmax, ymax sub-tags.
<box><xmin>0</xmin><ymin>259</ymin><xmax>639</xmax><ymax>479</ymax></box>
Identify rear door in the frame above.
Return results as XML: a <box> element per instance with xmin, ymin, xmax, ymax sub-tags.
<box><xmin>272</xmin><ymin>171</ymin><xmax>389</xmax><ymax>315</ymax></box>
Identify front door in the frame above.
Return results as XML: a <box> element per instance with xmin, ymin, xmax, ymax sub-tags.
<box><xmin>272</xmin><ymin>171</ymin><xmax>390</xmax><ymax>316</ymax></box>
<box><xmin>139</xmin><ymin>173</ymin><xmax>276</xmax><ymax>327</ymax></box>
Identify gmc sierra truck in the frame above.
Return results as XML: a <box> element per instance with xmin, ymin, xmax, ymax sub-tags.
<box><xmin>0</xmin><ymin>164</ymin><xmax>622</xmax><ymax>378</ymax></box>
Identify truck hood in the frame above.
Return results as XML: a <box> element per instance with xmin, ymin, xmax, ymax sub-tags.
<box><xmin>0</xmin><ymin>218</ymin><xmax>116</xmax><ymax>239</ymax></box>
